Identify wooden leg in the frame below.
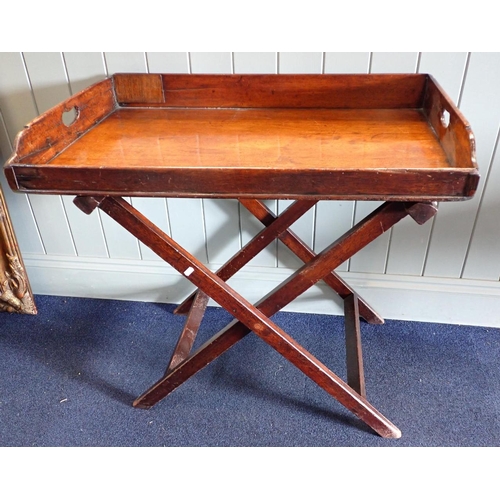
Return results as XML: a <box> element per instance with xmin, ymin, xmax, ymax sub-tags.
<box><xmin>239</xmin><ymin>199</ymin><xmax>384</xmax><ymax>325</ymax></box>
<box><xmin>71</xmin><ymin>196</ymin><xmax>440</xmax><ymax>437</ymax></box>
<box><xmin>169</xmin><ymin>199</ymin><xmax>317</xmax><ymax>382</ymax></box>
<box><xmin>73</xmin><ymin>195</ymin><xmax>105</xmax><ymax>215</ymax></box>
<box><xmin>137</xmin><ymin>315</ymin><xmax>401</xmax><ymax>439</ymax></box>
<box><xmin>405</xmin><ymin>201</ymin><xmax>438</xmax><ymax>225</ymax></box>
<box><xmin>246</xmin><ymin>202</ymin><xmax>412</xmax><ymax>317</ymax></box>
<box><xmin>84</xmin><ymin>197</ymin><xmax>414</xmax><ymax>437</ymax></box>
<box><xmin>344</xmin><ymin>294</ymin><xmax>366</xmax><ymax>398</ymax></box>
<box><xmin>165</xmin><ymin>290</ymin><xmax>210</xmax><ymax>374</ymax></box>
<box><xmin>176</xmin><ymin>198</ymin><xmax>383</xmax><ymax>325</ymax></box>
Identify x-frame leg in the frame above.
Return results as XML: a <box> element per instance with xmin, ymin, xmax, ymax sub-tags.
<box><xmin>74</xmin><ymin>195</ymin><xmax>437</xmax><ymax>438</ymax></box>
<box><xmin>167</xmin><ymin>199</ymin><xmax>319</xmax><ymax>370</ymax></box>
<box><xmin>175</xmin><ymin>199</ymin><xmax>383</xmax><ymax>325</ymax></box>
<box><xmin>169</xmin><ymin>198</ymin><xmax>383</xmax><ymax>379</ymax></box>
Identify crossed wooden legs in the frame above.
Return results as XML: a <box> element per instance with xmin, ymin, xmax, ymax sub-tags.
<box><xmin>74</xmin><ymin>195</ymin><xmax>437</xmax><ymax>438</ymax></box>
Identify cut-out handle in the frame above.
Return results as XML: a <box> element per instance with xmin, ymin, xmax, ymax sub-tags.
<box><xmin>440</xmin><ymin>109</ymin><xmax>450</xmax><ymax>128</ymax></box>
<box><xmin>62</xmin><ymin>106</ymin><xmax>79</xmax><ymax>127</ymax></box>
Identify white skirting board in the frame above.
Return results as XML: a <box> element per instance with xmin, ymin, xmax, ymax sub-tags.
<box><xmin>23</xmin><ymin>255</ymin><xmax>500</xmax><ymax>328</ymax></box>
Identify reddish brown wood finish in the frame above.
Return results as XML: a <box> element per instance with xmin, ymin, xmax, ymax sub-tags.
<box><xmin>4</xmin><ymin>73</ymin><xmax>478</xmax><ymax>201</ymax></box>
<box><xmin>8</xmin><ymin>78</ymin><xmax>115</xmax><ymax>165</ymax></box>
<box><xmin>344</xmin><ymin>294</ymin><xmax>366</xmax><ymax>398</ymax></box>
<box><xmin>423</xmin><ymin>76</ymin><xmax>477</xmax><ymax>169</ymax></box>
<box><xmin>48</xmin><ymin>108</ymin><xmax>449</xmax><ymax>170</ymax></box>
<box><xmin>73</xmin><ymin>195</ymin><xmax>106</xmax><ymax>215</ymax></box>
<box><xmin>174</xmin><ymin>198</ymin><xmax>384</xmax><ymax>324</ymax></box>
<box><xmin>8</xmin><ymin>164</ymin><xmax>478</xmax><ymax>201</ymax></box>
<box><xmin>115</xmin><ymin>73</ymin><xmax>428</xmax><ymax>108</ymax></box>
<box><xmin>166</xmin><ymin>291</ymin><xmax>209</xmax><ymax>374</ymax></box>
<box><xmin>114</xmin><ymin>74</ymin><xmax>164</xmax><ymax>104</ymax></box>
<box><xmin>405</xmin><ymin>201</ymin><xmax>439</xmax><ymax>225</ymax></box>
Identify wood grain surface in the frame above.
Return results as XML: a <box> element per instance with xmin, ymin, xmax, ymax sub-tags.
<box><xmin>48</xmin><ymin>108</ymin><xmax>450</xmax><ymax>170</ymax></box>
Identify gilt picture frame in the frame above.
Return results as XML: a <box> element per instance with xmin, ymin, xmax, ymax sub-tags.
<box><xmin>0</xmin><ymin>183</ymin><xmax>36</xmax><ymax>314</ymax></box>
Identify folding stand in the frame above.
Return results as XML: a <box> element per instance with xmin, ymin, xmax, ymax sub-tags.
<box><xmin>74</xmin><ymin>195</ymin><xmax>438</xmax><ymax>438</ymax></box>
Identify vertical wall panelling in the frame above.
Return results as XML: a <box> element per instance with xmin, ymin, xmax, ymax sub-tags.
<box><xmin>61</xmin><ymin>193</ymin><xmax>109</xmax><ymax>259</ymax></box>
<box><xmin>276</xmin><ymin>53</ymin><xmax>323</xmax><ymax>268</ymax></box>
<box><xmin>26</xmin><ymin>193</ymin><xmax>77</xmax><ymax>256</ymax></box>
<box><xmin>103</xmin><ymin>52</ymin><xmax>148</xmax><ymax>75</ymax></box>
<box><xmin>146</xmin><ymin>53</ymin><xmax>190</xmax><ymax>73</ymax></box>
<box><xmin>418</xmin><ymin>52</ymin><xmax>468</xmax><ymax>102</ymax></box>
<box><xmin>62</xmin><ymin>52</ymin><xmax>108</xmax><ymax>94</ymax></box>
<box><xmin>276</xmin><ymin>200</ymin><xmax>316</xmax><ymax>268</ymax></box>
<box><xmin>233</xmin><ymin>52</ymin><xmax>277</xmax><ymax>73</ymax></box>
<box><xmin>239</xmin><ymin>200</ymin><xmax>278</xmax><ymax>268</ymax></box>
<box><xmin>0</xmin><ymin>109</ymin><xmax>44</xmax><ymax>254</ymax></box>
<box><xmin>99</xmin><ymin>196</ymin><xmax>141</xmax><ymax>260</ymax></box>
<box><xmin>22</xmin><ymin>52</ymin><xmax>72</xmax><ymax>112</ymax></box>
<box><xmin>386</xmin><ymin>52</ymin><xmax>469</xmax><ymax>276</ymax></box>
<box><xmin>324</xmin><ymin>52</ymin><xmax>370</xmax><ymax>73</ymax></box>
<box><xmin>348</xmin><ymin>201</ymin><xmax>391</xmax><ymax>274</ymax></box>
<box><xmin>167</xmin><ymin>199</ymin><xmax>208</xmax><ymax>262</ymax></box>
<box><xmin>21</xmin><ymin>53</ymin><xmax>77</xmax><ymax>256</ymax></box>
<box><xmin>202</xmin><ymin>198</ymin><xmax>243</xmax><ymax>265</ymax></box>
<box><xmin>189</xmin><ymin>53</ymin><xmax>232</xmax><ymax>74</ymax></box>
<box><xmin>319</xmin><ymin>53</ymin><xmax>370</xmax><ymax>271</ymax></box>
<box><xmin>459</xmin><ymin>54</ymin><xmax>500</xmax><ymax>280</ymax></box>
<box><xmin>461</xmin><ymin>137</ymin><xmax>500</xmax><ymax>280</ymax></box>
<box><xmin>233</xmin><ymin>52</ymin><xmax>278</xmax><ymax>267</ymax></box>
<box><xmin>349</xmin><ymin>52</ymin><xmax>420</xmax><ymax>274</ymax></box>
<box><xmin>130</xmin><ymin>198</ymin><xmax>171</xmax><ymax>261</ymax></box>
<box><xmin>145</xmin><ymin>52</ymin><xmax>207</xmax><ymax>263</ymax></box>
<box><xmin>370</xmin><ymin>52</ymin><xmax>419</xmax><ymax>73</ymax></box>
<box><xmin>424</xmin><ymin>52</ymin><xmax>500</xmax><ymax>278</ymax></box>
<box><xmin>278</xmin><ymin>52</ymin><xmax>323</xmax><ymax>74</ymax></box>
<box><xmin>190</xmin><ymin>52</ymin><xmax>241</xmax><ymax>265</ymax></box>
<box><xmin>0</xmin><ymin>53</ymin><xmax>45</xmax><ymax>255</ymax></box>
<box><xmin>314</xmin><ymin>202</ymin><xmax>355</xmax><ymax>272</ymax></box>
<box><xmin>0</xmin><ymin>53</ymin><xmax>39</xmax><ymax>136</ymax></box>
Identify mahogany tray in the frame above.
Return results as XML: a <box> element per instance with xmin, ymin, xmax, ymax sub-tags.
<box><xmin>4</xmin><ymin>73</ymin><xmax>479</xmax><ymax>201</ymax></box>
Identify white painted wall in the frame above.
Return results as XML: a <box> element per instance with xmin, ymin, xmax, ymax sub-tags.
<box><xmin>1</xmin><ymin>52</ymin><xmax>500</xmax><ymax>326</ymax></box>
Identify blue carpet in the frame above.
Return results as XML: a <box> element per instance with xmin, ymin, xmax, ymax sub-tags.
<box><xmin>0</xmin><ymin>294</ymin><xmax>499</xmax><ymax>447</ymax></box>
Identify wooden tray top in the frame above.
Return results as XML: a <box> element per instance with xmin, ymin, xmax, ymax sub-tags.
<box><xmin>4</xmin><ymin>74</ymin><xmax>479</xmax><ymax>201</ymax></box>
